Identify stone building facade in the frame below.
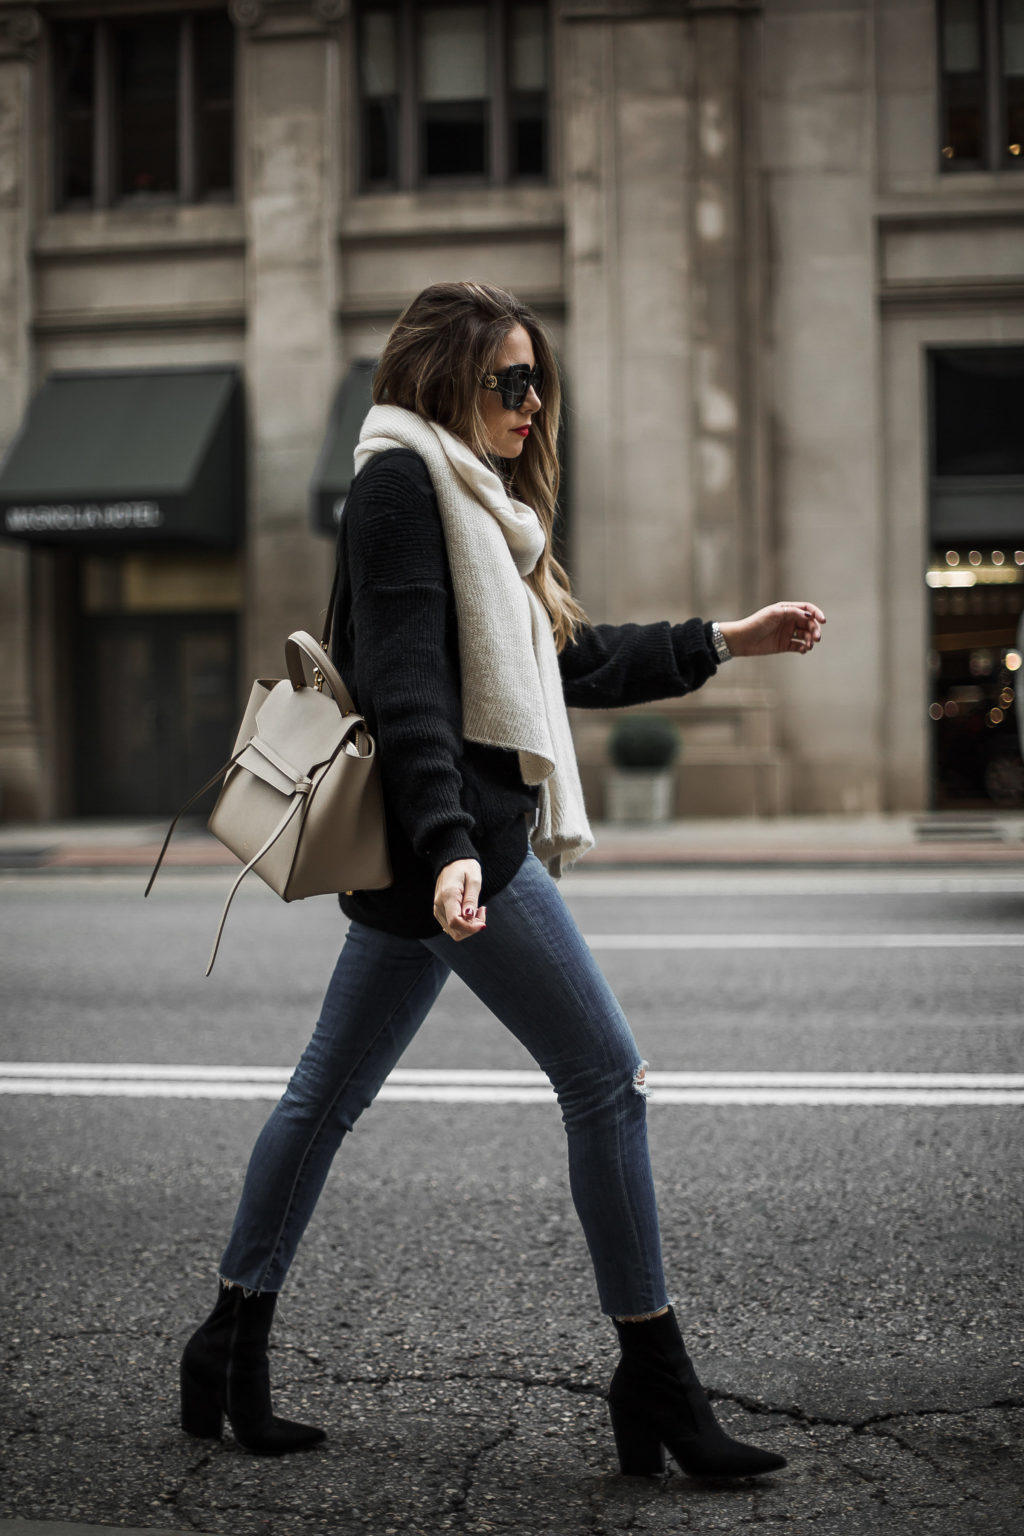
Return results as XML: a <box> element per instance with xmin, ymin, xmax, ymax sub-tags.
<box><xmin>0</xmin><ymin>0</ymin><xmax>1022</xmax><ymax>823</ymax></box>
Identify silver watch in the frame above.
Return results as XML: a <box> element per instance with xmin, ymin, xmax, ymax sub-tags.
<box><xmin>710</xmin><ymin>622</ymin><xmax>732</xmax><ymax>663</ymax></box>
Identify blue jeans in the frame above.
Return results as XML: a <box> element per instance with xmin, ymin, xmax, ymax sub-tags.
<box><xmin>218</xmin><ymin>850</ymin><xmax>668</xmax><ymax>1316</ymax></box>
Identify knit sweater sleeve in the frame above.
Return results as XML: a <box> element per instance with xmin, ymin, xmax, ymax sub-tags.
<box><xmin>558</xmin><ymin>618</ymin><xmax>719</xmax><ymax>709</ymax></box>
<box><xmin>343</xmin><ymin>452</ymin><xmax>479</xmax><ymax>877</ymax></box>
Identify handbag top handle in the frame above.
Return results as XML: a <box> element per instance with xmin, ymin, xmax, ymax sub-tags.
<box><xmin>285</xmin><ymin>631</ymin><xmax>357</xmax><ymax>716</ymax></box>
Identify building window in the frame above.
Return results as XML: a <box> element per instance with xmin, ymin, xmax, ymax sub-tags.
<box><xmin>939</xmin><ymin>0</ymin><xmax>1024</xmax><ymax>170</ymax></box>
<box><xmin>53</xmin><ymin>8</ymin><xmax>236</xmax><ymax>209</ymax></box>
<box><xmin>357</xmin><ymin>0</ymin><xmax>550</xmax><ymax>191</ymax></box>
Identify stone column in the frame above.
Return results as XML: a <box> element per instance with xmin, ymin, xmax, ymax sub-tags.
<box><xmin>562</xmin><ymin>2</ymin><xmax>787</xmax><ymax>817</ymax></box>
<box><xmin>0</xmin><ymin>4</ymin><xmax>40</xmax><ymax>818</ymax></box>
<box><xmin>688</xmin><ymin>0</ymin><xmax>763</xmax><ymax>625</ymax></box>
<box><xmin>562</xmin><ymin>0</ymin><xmax>764</xmax><ymax>629</ymax></box>
<box><xmin>763</xmin><ymin>0</ymin><xmax>881</xmax><ymax>813</ymax></box>
<box><xmin>233</xmin><ymin>0</ymin><xmax>345</xmax><ymax>679</ymax></box>
<box><xmin>562</xmin><ymin>1</ymin><xmax>694</xmax><ymax>625</ymax></box>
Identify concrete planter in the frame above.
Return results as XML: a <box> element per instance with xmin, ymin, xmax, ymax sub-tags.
<box><xmin>604</xmin><ymin>767</ymin><xmax>675</xmax><ymax>824</ymax></box>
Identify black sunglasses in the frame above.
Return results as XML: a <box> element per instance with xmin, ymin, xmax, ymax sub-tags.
<box><xmin>481</xmin><ymin>364</ymin><xmax>544</xmax><ymax>411</ymax></box>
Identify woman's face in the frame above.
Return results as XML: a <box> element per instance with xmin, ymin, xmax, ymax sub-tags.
<box><xmin>479</xmin><ymin>324</ymin><xmax>542</xmax><ymax>460</ymax></box>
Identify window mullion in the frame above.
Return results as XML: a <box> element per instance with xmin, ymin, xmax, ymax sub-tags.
<box><xmin>53</xmin><ymin>31</ymin><xmax>67</xmax><ymax>209</ymax></box>
<box><xmin>95</xmin><ymin>19</ymin><xmax>113</xmax><ymax>208</ymax></box>
<box><xmin>400</xmin><ymin>0</ymin><xmax>418</xmax><ymax>190</ymax></box>
<box><xmin>179</xmin><ymin>14</ymin><xmax>197</xmax><ymax>200</ymax></box>
<box><xmin>490</xmin><ymin>0</ymin><xmax>507</xmax><ymax>185</ymax></box>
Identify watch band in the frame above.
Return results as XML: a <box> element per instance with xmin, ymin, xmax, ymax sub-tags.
<box><xmin>710</xmin><ymin>622</ymin><xmax>732</xmax><ymax>663</ymax></box>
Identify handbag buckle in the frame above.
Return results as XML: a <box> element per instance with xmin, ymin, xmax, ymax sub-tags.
<box><xmin>313</xmin><ymin>638</ymin><xmax>329</xmax><ymax>693</ymax></box>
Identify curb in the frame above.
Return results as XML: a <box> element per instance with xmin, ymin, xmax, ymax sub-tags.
<box><xmin>1</xmin><ymin>816</ymin><xmax>1024</xmax><ymax>874</ymax></box>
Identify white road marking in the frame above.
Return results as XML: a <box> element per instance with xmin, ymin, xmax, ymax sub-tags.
<box><xmin>2</xmin><ymin>1064</ymin><xmax>1022</xmax><ymax>1106</ymax></box>
<box><xmin>568</xmin><ymin>873</ymin><xmax>1024</xmax><ymax>897</ymax></box>
<box><xmin>582</xmin><ymin>933</ymin><xmax>1024</xmax><ymax>949</ymax></box>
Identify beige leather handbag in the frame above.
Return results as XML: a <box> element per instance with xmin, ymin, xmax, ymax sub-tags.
<box><xmin>146</xmin><ymin>630</ymin><xmax>391</xmax><ymax>973</ymax></box>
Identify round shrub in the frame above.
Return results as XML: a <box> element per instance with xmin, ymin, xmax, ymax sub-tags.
<box><xmin>608</xmin><ymin>714</ymin><xmax>681</xmax><ymax>770</ymax></box>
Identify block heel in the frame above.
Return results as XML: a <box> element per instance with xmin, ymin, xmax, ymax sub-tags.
<box><xmin>610</xmin><ymin>1309</ymin><xmax>787</xmax><ymax>1480</ymax></box>
<box><xmin>609</xmin><ymin>1399</ymin><xmax>667</xmax><ymax>1477</ymax></box>
<box><xmin>180</xmin><ymin>1281</ymin><xmax>326</xmax><ymax>1456</ymax></box>
<box><xmin>179</xmin><ymin>1360</ymin><xmax>224</xmax><ymax>1440</ymax></box>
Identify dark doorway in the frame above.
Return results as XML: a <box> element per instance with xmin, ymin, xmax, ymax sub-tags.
<box><xmin>928</xmin><ymin>570</ymin><xmax>1024</xmax><ymax>809</ymax></box>
<box><xmin>928</xmin><ymin>348</ymin><xmax>1024</xmax><ymax>810</ymax></box>
<box><xmin>75</xmin><ymin>613</ymin><xmax>238</xmax><ymax>816</ymax></box>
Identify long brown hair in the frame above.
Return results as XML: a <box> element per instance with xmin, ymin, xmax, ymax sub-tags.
<box><xmin>372</xmin><ymin>280</ymin><xmax>587</xmax><ymax>650</ymax></box>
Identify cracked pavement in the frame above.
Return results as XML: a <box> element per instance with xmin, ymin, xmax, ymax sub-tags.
<box><xmin>3</xmin><ymin>1100</ymin><xmax>1021</xmax><ymax>1536</ymax></box>
<box><xmin>2</xmin><ymin>871</ymin><xmax>1023</xmax><ymax>1533</ymax></box>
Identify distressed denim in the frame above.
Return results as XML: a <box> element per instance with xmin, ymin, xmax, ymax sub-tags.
<box><xmin>218</xmin><ymin>850</ymin><xmax>668</xmax><ymax>1316</ymax></box>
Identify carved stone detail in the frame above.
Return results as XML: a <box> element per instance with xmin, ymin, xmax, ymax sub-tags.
<box><xmin>312</xmin><ymin>0</ymin><xmax>348</xmax><ymax>23</ymax></box>
<box><xmin>228</xmin><ymin>0</ymin><xmax>347</xmax><ymax>33</ymax></box>
<box><xmin>0</xmin><ymin>6</ymin><xmax>41</xmax><ymax>60</ymax></box>
<box><xmin>228</xmin><ymin>0</ymin><xmax>266</xmax><ymax>30</ymax></box>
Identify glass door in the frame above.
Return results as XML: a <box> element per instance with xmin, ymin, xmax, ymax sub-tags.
<box><xmin>75</xmin><ymin>612</ymin><xmax>238</xmax><ymax>816</ymax></box>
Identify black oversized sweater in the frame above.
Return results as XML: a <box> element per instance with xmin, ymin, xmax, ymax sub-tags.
<box><xmin>331</xmin><ymin>449</ymin><xmax>720</xmax><ymax>937</ymax></box>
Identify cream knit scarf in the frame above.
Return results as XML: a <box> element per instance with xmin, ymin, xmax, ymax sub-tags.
<box><xmin>354</xmin><ymin>404</ymin><xmax>593</xmax><ymax>876</ymax></box>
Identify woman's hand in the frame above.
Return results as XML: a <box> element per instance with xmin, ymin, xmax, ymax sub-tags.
<box><xmin>719</xmin><ymin>603</ymin><xmax>826</xmax><ymax>659</ymax></box>
<box><xmin>433</xmin><ymin>858</ymin><xmax>488</xmax><ymax>941</ymax></box>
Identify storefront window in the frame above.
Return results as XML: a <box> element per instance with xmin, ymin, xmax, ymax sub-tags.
<box><xmin>939</xmin><ymin>0</ymin><xmax>1024</xmax><ymax>170</ymax></box>
<box><xmin>940</xmin><ymin>0</ymin><xmax>985</xmax><ymax>165</ymax></box>
<box><xmin>56</xmin><ymin>24</ymin><xmax>96</xmax><ymax>204</ymax></box>
<box><xmin>1005</xmin><ymin>0</ymin><xmax>1024</xmax><ymax>159</ymax></box>
<box><xmin>420</xmin><ymin>6</ymin><xmax>489</xmax><ymax>179</ymax></box>
<box><xmin>53</xmin><ymin>8</ymin><xmax>236</xmax><ymax>209</ymax></box>
<box><xmin>360</xmin><ymin>10</ymin><xmax>399</xmax><ymax>185</ymax></box>
<box><xmin>357</xmin><ymin>0</ymin><xmax>550</xmax><ymax>191</ymax></box>
<box><xmin>196</xmin><ymin>10</ymin><xmax>237</xmax><ymax>196</ymax></box>
<box><xmin>510</xmin><ymin>4</ymin><xmax>548</xmax><ymax>180</ymax></box>
<box><xmin>115</xmin><ymin>15</ymin><xmax>179</xmax><ymax>198</ymax></box>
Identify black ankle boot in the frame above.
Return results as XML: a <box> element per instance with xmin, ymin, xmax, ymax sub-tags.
<box><xmin>609</xmin><ymin>1308</ymin><xmax>786</xmax><ymax>1479</ymax></box>
<box><xmin>180</xmin><ymin>1282</ymin><xmax>326</xmax><ymax>1455</ymax></box>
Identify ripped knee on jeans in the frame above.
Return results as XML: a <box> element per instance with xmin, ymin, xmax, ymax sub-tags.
<box><xmin>631</xmin><ymin>1059</ymin><xmax>650</xmax><ymax>1098</ymax></box>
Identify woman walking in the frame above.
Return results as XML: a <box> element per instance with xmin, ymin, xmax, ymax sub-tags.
<box><xmin>180</xmin><ymin>281</ymin><xmax>824</xmax><ymax>1481</ymax></box>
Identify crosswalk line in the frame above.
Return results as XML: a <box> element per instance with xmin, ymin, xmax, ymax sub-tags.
<box><xmin>2</xmin><ymin>1064</ymin><xmax>1022</xmax><ymax>1106</ymax></box>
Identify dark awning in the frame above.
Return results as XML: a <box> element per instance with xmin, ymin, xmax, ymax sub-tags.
<box><xmin>931</xmin><ymin>482</ymin><xmax>1024</xmax><ymax>541</ymax></box>
<box><xmin>309</xmin><ymin>360</ymin><xmax>376</xmax><ymax>535</ymax></box>
<box><xmin>0</xmin><ymin>366</ymin><xmax>243</xmax><ymax>548</ymax></box>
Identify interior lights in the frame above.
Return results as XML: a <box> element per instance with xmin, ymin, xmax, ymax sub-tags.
<box><xmin>989</xmin><ymin>707</ymin><xmax>1004</xmax><ymax>726</ymax></box>
<box><xmin>926</xmin><ymin>570</ymin><xmax>976</xmax><ymax>587</ymax></box>
<box><xmin>992</xmin><ymin>551</ymin><xmax>1006</xmax><ymax>566</ymax></box>
<box><xmin>1006</xmin><ymin>651</ymin><xmax>1023</xmax><ymax>673</ymax></box>
<box><xmin>928</xmin><ymin>703</ymin><xmax>944</xmax><ymax>721</ymax></box>
<box><xmin>946</xmin><ymin>551</ymin><xmax>960</xmax><ymax>565</ymax></box>
<box><xmin>1016</xmin><ymin>552</ymin><xmax>1024</xmax><ymax>565</ymax></box>
<box><xmin>969</xmin><ymin>550</ymin><xmax>982</xmax><ymax>565</ymax></box>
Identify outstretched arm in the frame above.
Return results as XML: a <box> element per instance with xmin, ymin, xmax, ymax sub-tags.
<box><xmin>559</xmin><ymin>601</ymin><xmax>826</xmax><ymax>711</ymax></box>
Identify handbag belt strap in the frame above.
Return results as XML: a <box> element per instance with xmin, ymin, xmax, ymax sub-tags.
<box><xmin>144</xmin><ymin>753</ymin><xmax>239</xmax><ymax>899</ymax></box>
<box><xmin>203</xmin><ymin>788</ymin><xmax>308</xmax><ymax>976</ymax></box>
<box><xmin>146</xmin><ymin>748</ymin><xmax>316</xmax><ymax>974</ymax></box>
<box><xmin>245</xmin><ymin>734</ymin><xmax>313</xmax><ymax>790</ymax></box>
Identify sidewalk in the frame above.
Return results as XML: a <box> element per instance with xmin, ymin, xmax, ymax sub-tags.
<box><xmin>1</xmin><ymin>811</ymin><xmax>1024</xmax><ymax>870</ymax></box>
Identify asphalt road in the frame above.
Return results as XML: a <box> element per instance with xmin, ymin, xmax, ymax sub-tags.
<box><xmin>1</xmin><ymin>868</ymin><xmax>1022</xmax><ymax>1536</ymax></box>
